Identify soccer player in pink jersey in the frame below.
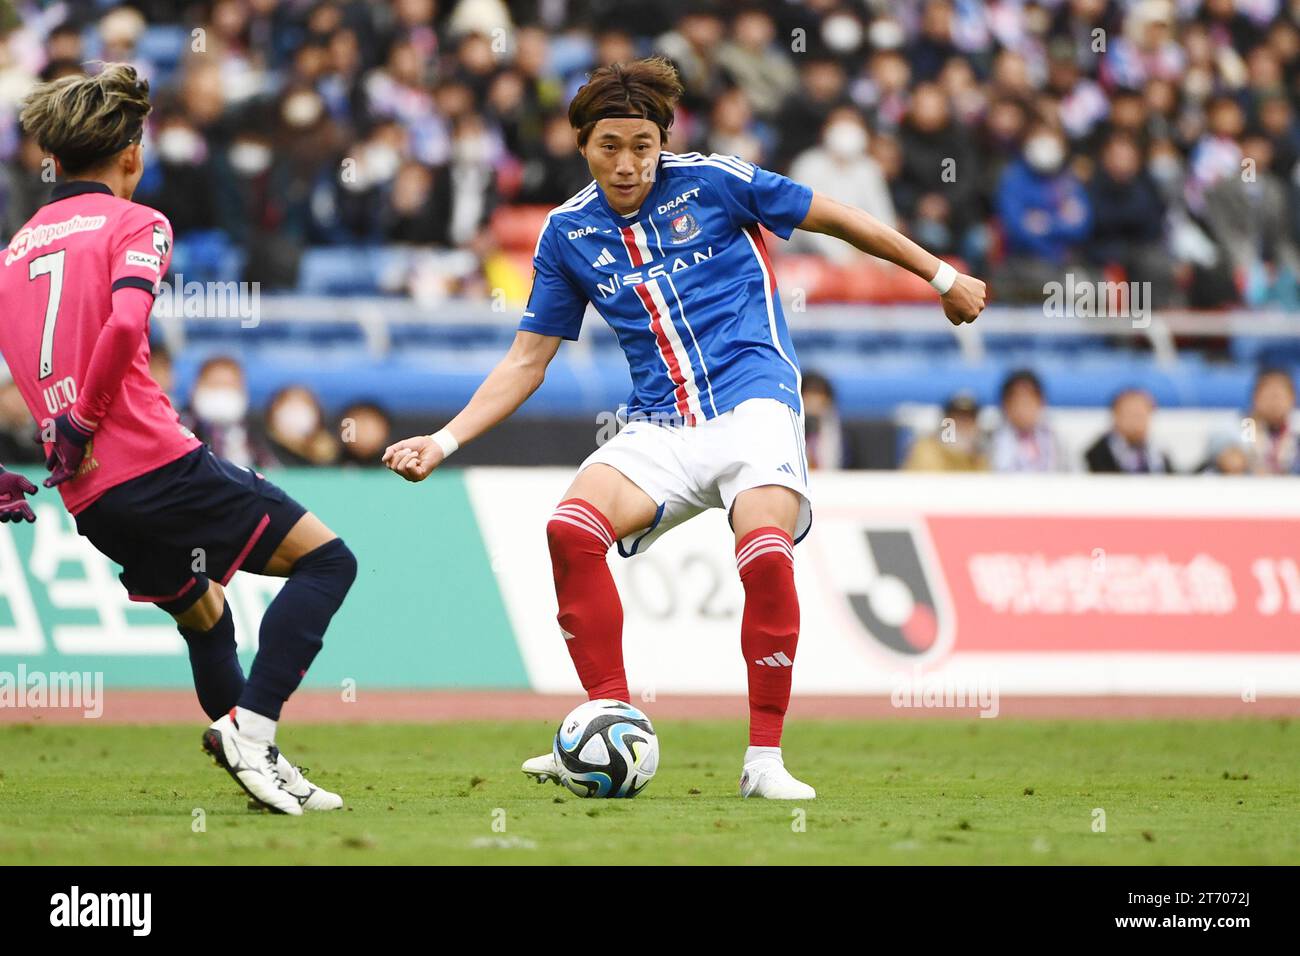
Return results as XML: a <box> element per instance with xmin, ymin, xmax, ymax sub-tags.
<box><xmin>0</xmin><ymin>65</ymin><xmax>356</xmax><ymax>815</ymax></box>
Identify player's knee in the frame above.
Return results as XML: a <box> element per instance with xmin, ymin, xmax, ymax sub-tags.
<box><xmin>165</xmin><ymin>579</ymin><xmax>222</xmax><ymax>630</ymax></box>
<box><xmin>545</xmin><ymin>514</ymin><xmax>580</xmax><ymax>551</ymax></box>
<box><xmin>547</xmin><ymin>499</ymin><xmax>616</xmax><ymax>559</ymax></box>
<box><xmin>293</xmin><ymin>537</ymin><xmax>357</xmax><ymax>597</ymax></box>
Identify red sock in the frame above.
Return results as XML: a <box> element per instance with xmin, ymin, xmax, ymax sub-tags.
<box><xmin>736</xmin><ymin>526</ymin><xmax>799</xmax><ymax>746</ymax></box>
<box><xmin>547</xmin><ymin>499</ymin><xmax>629</xmax><ymax>703</ymax></box>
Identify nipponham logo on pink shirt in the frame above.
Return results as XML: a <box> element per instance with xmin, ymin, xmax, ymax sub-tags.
<box><xmin>4</xmin><ymin>214</ymin><xmax>108</xmax><ymax>265</ymax></box>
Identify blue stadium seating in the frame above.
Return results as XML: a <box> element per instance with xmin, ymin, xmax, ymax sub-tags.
<box><xmin>136</xmin><ymin>25</ymin><xmax>190</xmax><ymax>80</ymax></box>
<box><xmin>169</xmin><ymin>230</ymin><xmax>245</xmax><ymax>286</ymax></box>
<box><xmin>296</xmin><ymin>247</ymin><xmax>413</xmax><ymax>295</ymax></box>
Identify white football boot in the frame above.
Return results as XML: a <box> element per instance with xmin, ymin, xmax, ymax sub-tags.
<box><xmin>521</xmin><ymin>751</ymin><xmax>562</xmax><ymax>785</ymax></box>
<box><xmin>254</xmin><ymin>753</ymin><xmax>343</xmax><ymax>812</ymax></box>
<box><xmin>202</xmin><ymin>714</ymin><xmax>302</xmax><ymax>815</ymax></box>
<box><xmin>740</xmin><ymin>757</ymin><xmax>817</xmax><ymax>800</ymax></box>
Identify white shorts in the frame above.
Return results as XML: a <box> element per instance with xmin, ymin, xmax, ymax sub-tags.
<box><xmin>579</xmin><ymin>398</ymin><xmax>813</xmax><ymax>557</ymax></box>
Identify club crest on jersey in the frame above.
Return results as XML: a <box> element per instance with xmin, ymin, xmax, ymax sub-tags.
<box><xmin>668</xmin><ymin>211</ymin><xmax>700</xmax><ymax>243</ymax></box>
<box><xmin>151</xmin><ymin>224</ymin><xmax>171</xmax><ymax>257</ymax></box>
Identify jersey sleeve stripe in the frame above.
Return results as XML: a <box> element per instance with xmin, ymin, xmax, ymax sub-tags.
<box><xmin>110</xmin><ymin>276</ymin><xmax>157</xmax><ymax>295</ymax></box>
<box><xmin>533</xmin><ymin>183</ymin><xmax>599</xmax><ymax>257</ymax></box>
<box><xmin>705</xmin><ymin>152</ymin><xmax>755</xmax><ymax>175</ymax></box>
<box><xmin>663</xmin><ymin>150</ymin><xmax>755</xmax><ymax>175</ymax></box>
<box><xmin>661</xmin><ymin>156</ymin><xmax>754</xmax><ymax>182</ymax></box>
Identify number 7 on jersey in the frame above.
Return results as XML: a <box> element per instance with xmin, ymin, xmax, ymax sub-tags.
<box><xmin>29</xmin><ymin>249</ymin><xmax>65</xmax><ymax>380</ymax></box>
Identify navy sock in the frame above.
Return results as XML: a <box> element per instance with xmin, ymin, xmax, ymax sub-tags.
<box><xmin>238</xmin><ymin>538</ymin><xmax>356</xmax><ymax>720</ymax></box>
<box><xmin>179</xmin><ymin>601</ymin><xmax>245</xmax><ymax>721</ymax></box>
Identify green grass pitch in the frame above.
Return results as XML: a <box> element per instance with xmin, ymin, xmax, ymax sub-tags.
<box><xmin>0</xmin><ymin>718</ymin><xmax>1295</xmax><ymax>864</ymax></box>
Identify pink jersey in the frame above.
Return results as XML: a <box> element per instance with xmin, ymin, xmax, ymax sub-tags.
<box><xmin>0</xmin><ymin>182</ymin><xmax>199</xmax><ymax>513</ymax></box>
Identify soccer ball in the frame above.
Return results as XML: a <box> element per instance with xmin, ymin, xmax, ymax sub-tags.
<box><xmin>553</xmin><ymin>699</ymin><xmax>659</xmax><ymax>798</ymax></box>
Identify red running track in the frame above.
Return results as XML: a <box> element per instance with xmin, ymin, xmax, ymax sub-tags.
<box><xmin>1</xmin><ymin>689</ymin><xmax>1298</xmax><ymax>724</ymax></box>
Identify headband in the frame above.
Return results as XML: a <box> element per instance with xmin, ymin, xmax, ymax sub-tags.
<box><xmin>591</xmin><ymin>109</ymin><xmax>670</xmax><ymax>132</ymax></box>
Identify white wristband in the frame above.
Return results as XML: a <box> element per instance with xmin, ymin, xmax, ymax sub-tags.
<box><xmin>429</xmin><ymin>428</ymin><xmax>459</xmax><ymax>459</ymax></box>
<box><xmin>929</xmin><ymin>261</ymin><xmax>958</xmax><ymax>295</ymax></box>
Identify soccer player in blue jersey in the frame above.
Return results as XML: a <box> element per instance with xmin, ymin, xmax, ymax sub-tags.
<box><xmin>384</xmin><ymin>58</ymin><xmax>986</xmax><ymax>799</ymax></box>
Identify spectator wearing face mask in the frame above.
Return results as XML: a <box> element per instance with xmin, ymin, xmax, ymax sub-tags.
<box><xmin>770</xmin><ymin>55</ymin><xmax>851</xmax><ymax>172</ymax></box>
<box><xmin>994</xmin><ymin>124</ymin><xmax>1093</xmax><ymax>301</ymax></box>
<box><xmin>904</xmin><ymin>393</ymin><xmax>988</xmax><ymax>471</ymax></box>
<box><xmin>335</xmin><ymin>120</ymin><xmax>408</xmax><ymax>243</ymax></box>
<box><xmin>786</xmin><ymin>108</ymin><xmax>896</xmax><ymax>264</ymax></box>
<box><xmin>990</xmin><ymin>369</ymin><xmax>1069</xmax><ymax>472</ymax></box>
<box><xmin>135</xmin><ymin>116</ymin><xmax>216</xmax><ymax>234</ymax></box>
<box><xmin>1085</xmin><ymin>388</ymin><xmax>1173</xmax><ymax>473</ymax></box>
<box><xmin>183</xmin><ymin>356</ymin><xmax>278</xmax><ymax>470</ymax></box>
<box><xmin>265</xmin><ymin>385</ymin><xmax>339</xmax><ymax>466</ymax></box>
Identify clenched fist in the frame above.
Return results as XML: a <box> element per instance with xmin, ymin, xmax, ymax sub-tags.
<box><xmin>942</xmin><ymin>273</ymin><xmax>987</xmax><ymax>326</ymax></box>
<box><xmin>381</xmin><ymin>435</ymin><xmax>445</xmax><ymax>482</ymax></box>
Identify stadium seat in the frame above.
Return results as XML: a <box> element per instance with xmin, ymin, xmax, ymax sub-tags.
<box><xmin>297</xmin><ymin>247</ymin><xmax>413</xmax><ymax>296</ymax></box>
<box><xmin>490</xmin><ymin>205</ymin><xmax>552</xmax><ymax>253</ymax></box>
<box><xmin>770</xmin><ymin>255</ymin><xmax>843</xmax><ymax>304</ymax></box>
<box><xmin>136</xmin><ymin>26</ymin><xmax>189</xmax><ymax>77</ymax></box>
<box><xmin>168</xmin><ymin>230</ymin><xmax>244</xmax><ymax>285</ymax></box>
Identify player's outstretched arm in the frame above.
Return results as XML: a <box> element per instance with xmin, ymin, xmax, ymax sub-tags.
<box><xmin>382</xmin><ymin>330</ymin><xmax>562</xmax><ymax>482</ymax></box>
<box><xmin>797</xmin><ymin>191</ymin><xmax>987</xmax><ymax>326</ymax></box>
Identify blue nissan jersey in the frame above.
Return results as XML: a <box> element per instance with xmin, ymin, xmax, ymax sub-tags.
<box><xmin>519</xmin><ymin>151</ymin><xmax>814</xmax><ymax>424</ymax></box>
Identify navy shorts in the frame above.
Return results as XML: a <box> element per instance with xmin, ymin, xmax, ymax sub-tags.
<box><xmin>74</xmin><ymin>447</ymin><xmax>307</xmax><ymax>608</ymax></box>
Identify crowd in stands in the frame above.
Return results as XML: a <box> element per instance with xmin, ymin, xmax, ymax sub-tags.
<box><xmin>2</xmin><ymin>339</ymin><xmax>1294</xmax><ymax>472</ymax></box>
<box><xmin>880</xmin><ymin>364</ymin><xmax>1300</xmax><ymax>473</ymax></box>
<box><xmin>2</xmin><ymin>0</ymin><xmax>1299</xmax><ymax>308</ymax></box>
<box><xmin>0</xmin><ymin>347</ymin><xmax>396</xmax><ymax>468</ymax></box>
